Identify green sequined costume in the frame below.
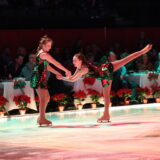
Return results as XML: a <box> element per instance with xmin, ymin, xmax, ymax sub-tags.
<box><xmin>86</xmin><ymin>63</ymin><xmax>114</xmax><ymax>87</ymax></box>
<box><xmin>30</xmin><ymin>56</ymin><xmax>49</xmax><ymax>89</ymax></box>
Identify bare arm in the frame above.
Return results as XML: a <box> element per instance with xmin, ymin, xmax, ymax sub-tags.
<box><xmin>47</xmin><ymin>64</ymin><xmax>62</xmax><ymax>76</ymax></box>
<box><xmin>40</xmin><ymin>52</ymin><xmax>71</xmax><ymax>75</ymax></box>
<box><xmin>60</xmin><ymin>68</ymin><xmax>89</xmax><ymax>82</ymax></box>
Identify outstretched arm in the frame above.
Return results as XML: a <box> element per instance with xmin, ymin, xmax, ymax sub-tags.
<box><xmin>112</xmin><ymin>44</ymin><xmax>152</xmax><ymax>71</ymax></box>
<box><xmin>59</xmin><ymin>68</ymin><xmax>89</xmax><ymax>82</ymax></box>
<box><xmin>47</xmin><ymin>64</ymin><xmax>62</xmax><ymax>76</ymax></box>
<box><xmin>40</xmin><ymin>52</ymin><xmax>71</xmax><ymax>76</ymax></box>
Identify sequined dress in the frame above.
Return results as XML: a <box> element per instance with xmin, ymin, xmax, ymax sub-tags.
<box><xmin>30</xmin><ymin>54</ymin><xmax>49</xmax><ymax>89</ymax></box>
<box><xmin>86</xmin><ymin>63</ymin><xmax>114</xmax><ymax>87</ymax></box>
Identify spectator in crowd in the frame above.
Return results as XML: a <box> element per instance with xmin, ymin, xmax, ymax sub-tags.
<box><xmin>17</xmin><ymin>46</ymin><xmax>27</xmax><ymax>56</ymax></box>
<box><xmin>7</xmin><ymin>54</ymin><xmax>24</xmax><ymax>79</ymax></box>
<box><xmin>154</xmin><ymin>52</ymin><xmax>160</xmax><ymax>72</ymax></box>
<box><xmin>89</xmin><ymin>43</ymin><xmax>103</xmax><ymax>62</ymax></box>
<box><xmin>136</xmin><ymin>53</ymin><xmax>153</xmax><ymax>72</ymax></box>
<box><xmin>110</xmin><ymin>42</ymin><xmax>124</xmax><ymax>58</ymax></box>
<box><xmin>86</xmin><ymin>53</ymin><xmax>97</xmax><ymax>65</ymax></box>
<box><xmin>0</xmin><ymin>46</ymin><xmax>12</xmax><ymax>65</ymax></box>
<box><xmin>120</xmin><ymin>51</ymin><xmax>136</xmax><ymax>71</ymax></box>
<box><xmin>0</xmin><ymin>47</ymin><xmax>13</xmax><ymax>79</ymax></box>
<box><xmin>16</xmin><ymin>46</ymin><xmax>28</xmax><ymax>64</ymax></box>
<box><xmin>20</xmin><ymin>53</ymin><xmax>36</xmax><ymax>80</ymax></box>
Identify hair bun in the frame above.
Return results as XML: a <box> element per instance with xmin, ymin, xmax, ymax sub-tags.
<box><xmin>41</xmin><ymin>35</ymin><xmax>48</xmax><ymax>39</ymax></box>
<box><xmin>37</xmin><ymin>35</ymin><xmax>53</xmax><ymax>52</ymax></box>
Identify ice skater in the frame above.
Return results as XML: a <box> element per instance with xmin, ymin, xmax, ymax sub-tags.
<box><xmin>30</xmin><ymin>35</ymin><xmax>71</xmax><ymax>126</ymax></box>
<box><xmin>58</xmin><ymin>44</ymin><xmax>152</xmax><ymax>122</ymax></box>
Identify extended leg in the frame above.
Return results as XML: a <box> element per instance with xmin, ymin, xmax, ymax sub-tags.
<box><xmin>112</xmin><ymin>44</ymin><xmax>152</xmax><ymax>71</ymax></box>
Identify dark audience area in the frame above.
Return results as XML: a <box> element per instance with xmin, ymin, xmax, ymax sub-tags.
<box><xmin>0</xmin><ymin>32</ymin><xmax>159</xmax><ymax>81</ymax></box>
<box><xmin>0</xmin><ymin>0</ymin><xmax>160</xmax><ymax>29</ymax></box>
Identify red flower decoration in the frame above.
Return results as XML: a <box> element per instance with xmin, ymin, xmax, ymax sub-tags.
<box><xmin>52</xmin><ymin>93</ymin><xmax>66</xmax><ymax>101</ymax></box>
<box><xmin>0</xmin><ymin>96</ymin><xmax>8</xmax><ymax>106</ymax></box>
<box><xmin>13</xmin><ymin>95</ymin><xmax>31</xmax><ymax>109</ymax></box>
<box><xmin>73</xmin><ymin>90</ymin><xmax>87</xmax><ymax>104</ymax></box>
<box><xmin>136</xmin><ymin>87</ymin><xmax>151</xmax><ymax>99</ymax></box>
<box><xmin>87</xmin><ymin>89</ymin><xmax>101</xmax><ymax>103</ymax></box>
<box><xmin>151</xmin><ymin>86</ymin><xmax>160</xmax><ymax>97</ymax></box>
<box><xmin>148</xmin><ymin>73</ymin><xmax>159</xmax><ymax>81</ymax></box>
<box><xmin>51</xmin><ymin>93</ymin><xmax>67</xmax><ymax>106</ymax></box>
<box><xmin>110</xmin><ymin>90</ymin><xmax>116</xmax><ymax>98</ymax></box>
<box><xmin>117</xmin><ymin>88</ymin><xmax>132</xmax><ymax>99</ymax></box>
<box><xmin>87</xmin><ymin>89</ymin><xmax>101</xmax><ymax>97</ymax></box>
<box><xmin>83</xmin><ymin>77</ymin><xmax>96</xmax><ymax>85</ymax></box>
<box><xmin>34</xmin><ymin>96</ymin><xmax>40</xmax><ymax>102</ymax></box>
<box><xmin>73</xmin><ymin>90</ymin><xmax>87</xmax><ymax>99</ymax></box>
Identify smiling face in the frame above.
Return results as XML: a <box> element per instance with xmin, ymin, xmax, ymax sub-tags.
<box><xmin>73</xmin><ymin>56</ymin><xmax>82</xmax><ymax>68</ymax></box>
<box><xmin>42</xmin><ymin>41</ymin><xmax>52</xmax><ymax>52</ymax></box>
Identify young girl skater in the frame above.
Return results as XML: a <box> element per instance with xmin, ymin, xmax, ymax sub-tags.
<box><xmin>58</xmin><ymin>44</ymin><xmax>152</xmax><ymax>123</ymax></box>
<box><xmin>30</xmin><ymin>35</ymin><xmax>71</xmax><ymax>126</ymax></box>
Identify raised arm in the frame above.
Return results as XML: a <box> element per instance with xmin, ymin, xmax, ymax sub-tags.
<box><xmin>40</xmin><ymin>52</ymin><xmax>71</xmax><ymax>76</ymax></box>
<box><xmin>60</xmin><ymin>68</ymin><xmax>89</xmax><ymax>82</ymax></box>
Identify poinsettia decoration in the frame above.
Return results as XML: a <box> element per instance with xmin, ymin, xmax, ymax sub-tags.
<box><xmin>83</xmin><ymin>77</ymin><xmax>96</xmax><ymax>85</ymax></box>
<box><xmin>110</xmin><ymin>90</ymin><xmax>116</xmax><ymax>99</ymax></box>
<box><xmin>136</xmin><ymin>87</ymin><xmax>151</xmax><ymax>100</ymax></box>
<box><xmin>34</xmin><ymin>96</ymin><xmax>40</xmax><ymax>103</ymax></box>
<box><xmin>73</xmin><ymin>90</ymin><xmax>87</xmax><ymax>104</ymax></box>
<box><xmin>51</xmin><ymin>93</ymin><xmax>68</xmax><ymax>106</ymax></box>
<box><xmin>148</xmin><ymin>72</ymin><xmax>159</xmax><ymax>81</ymax></box>
<box><xmin>87</xmin><ymin>89</ymin><xmax>101</xmax><ymax>103</ymax></box>
<box><xmin>117</xmin><ymin>88</ymin><xmax>132</xmax><ymax>100</ymax></box>
<box><xmin>13</xmin><ymin>95</ymin><xmax>30</xmax><ymax>109</ymax></box>
<box><xmin>151</xmin><ymin>86</ymin><xmax>160</xmax><ymax>98</ymax></box>
<box><xmin>0</xmin><ymin>96</ymin><xmax>8</xmax><ymax>112</ymax></box>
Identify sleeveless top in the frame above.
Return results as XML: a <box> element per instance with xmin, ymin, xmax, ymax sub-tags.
<box><xmin>30</xmin><ymin>52</ymin><xmax>49</xmax><ymax>89</ymax></box>
<box><xmin>86</xmin><ymin>63</ymin><xmax>114</xmax><ymax>87</ymax></box>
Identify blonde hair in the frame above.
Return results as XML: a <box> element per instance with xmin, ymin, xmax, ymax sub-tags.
<box><xmin>37</xmin><ymin>35</ymin><xmax>53</xmax><ymax>52</ymax></box>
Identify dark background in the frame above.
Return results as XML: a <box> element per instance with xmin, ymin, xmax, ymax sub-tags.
<box><xmin>0</xmin><ymin>0</ymin><xmax>160</xmax><ymax>29</ymax></box>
